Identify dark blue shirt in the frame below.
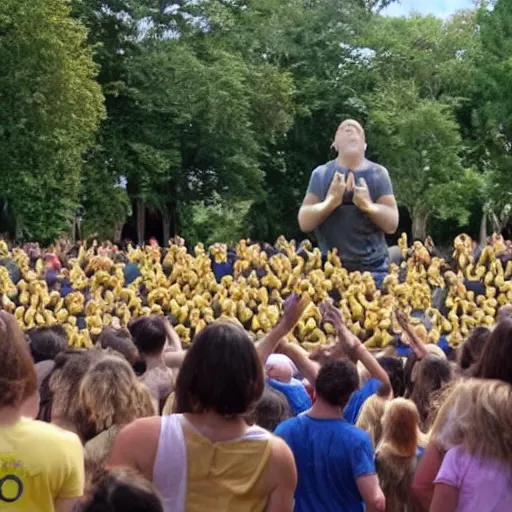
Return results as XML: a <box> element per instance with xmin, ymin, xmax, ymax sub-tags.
<box><xmin>306</xmin><ymin>160</ymin><xmax>393</xmax><ymax>271</ymax></box>
<box><xmin>275</xmin><ymin>415</ymin><xmax>375</xmax><ymax>512</ymax></box>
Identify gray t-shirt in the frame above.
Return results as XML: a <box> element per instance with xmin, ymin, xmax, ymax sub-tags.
<box><xmin>306</xmin><ymin>160</ymin><xmax>393</xmax><ymax>271</ymax></box>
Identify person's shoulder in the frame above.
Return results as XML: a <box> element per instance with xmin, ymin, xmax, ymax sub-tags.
<box><xmin>24</xmin><ymin>419</ymin><xmax>81</xmax><ymax>446</ymax></box>
<box><xmin>274</xmin><ymin>416</ymin><xmax>301</xmax><ymax>436</ymax></box>
<box><xmin>367</xmin><ymin>161</ymin><xmax>390</xmax><ymax>179</ymax></box>
<box><xmin>341</xmin><ymin>421</ymin><xmax>373</xmax><ymax>446</ymax></box>
<box><xmin>311</xmin><ymin>161</ymin><xmax>334</xmax><ymax>177</ymax></box>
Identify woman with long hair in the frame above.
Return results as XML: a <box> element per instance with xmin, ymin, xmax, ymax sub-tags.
<box><xmin>0</xmin><ymin>311</ymin><xmax>84</xmax><ymax>511</ymax></box>
<box><xmin>79</xmin><ymin>355</ymin><xmax>156</xmax><ymax>485</ymax></box>
<box><xmin>375</xmin><ymin>398</ymin><xmax>425</xmax><ymax>512</ymax></box>
<box><xmin>108</xmin><ymin>302</ymin><xmax>304</xmax><ymax>512</ymax></box>
<box><xmin>430</xmin><ymin>379</ymin><xmax>512</xmax><ymax>512</ymax></box>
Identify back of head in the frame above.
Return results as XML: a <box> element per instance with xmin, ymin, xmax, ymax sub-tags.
<box><xmin>458</xmin><ymin>326</ymin><xmax>490</xmax><ymax>371</ymax></box>
<box><xmin>82</xmin><ymin>468</ymin><xmax>163</xmax><ymax>512</ymax></box>
<box><xmin>411</xmin><ymin>355</ymin><xmax>452</xmax><ymax>427</ymax></box>
<box><xmin>356</xmin><ymin>394</ymin><xmax>387</xmax><ymax>448</ymax></box>
<box><xmin>379</xmin><ymin>398</ymin><xmax>420</xmax><ymax>458</ymax></box>
<box><xmin>315</xmin><ymin>360</ymin><xmax>359</xmax><ymax>408</ymax></box>
<box><xmin>249</xmin><ymin>385</ymin><xmax>291</xmax><ymax>432</ymax></box>
<box><xmin>49</xmin><ymin>349</ymin><xmax>105</xmax><ymax>428</ymax></box>
<box><xmin>128</xmin><ymin>316</ymin><xmax>166</xmax><ymax>357</ymax></box>
<box><xmin>98</xmin><ymin>328</ymin><xmax>138</xmax><ymax>364</ymax></box>
<box><xmin>0</xmin><ymin>311</ymin><xmax>37</xmax><ymax>410</ymax></box>
<box><xmin>175</xmin><ymin>321</ymin><xmax>264</xmax><ymax>416</ymax></box>
<box><xmin>78</xmin><ymin>355</ymin><xmax>156</xmax><ymax>440</ymax></box>
<box><xmin>473</xmin><ymin>318</ymin><xmax>512</xmax><ymax>385</ymax></box>
<box><xmin>28</xmin><ymin>326</ymin><xmax>67</xmax><ymax>363</ymax></box>
<box><xmin>377</xmin><ymin>356</ymin><xmax>405</xmax><ymax>397</ymax></box>
<box><xmin>437</xmin><ymin>379</ymin><xmax>512</xmax><ymax>463</ymax></box>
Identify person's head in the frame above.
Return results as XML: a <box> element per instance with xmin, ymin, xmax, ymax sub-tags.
<box><xmin>496</xmin><ymin>304</ymin><xmax>512</xmax><ymax>323</ymax></box>
<box><xmin>247</xmin><ymin>385</ymin><xmax>291</xmax><ymax>432</ymax></box>
<box><xmin>27</xmin><ymin>326</ymin><xmax>67</xmax><ymax>363</ymax></box>
<box><xmin>435</xmin><ymin>379</ymin><xmax>512</xmax><ymax>464</ymax></box>
<box><xmin>0</xmin><ymin>311</ymin><xmax>38</xmax><ymax>412</ymax></box>
<box><xmin>314</xmin><ymin>360</ymin><xmax>359</xmax><ymax>409</ymax></box>
<box><xmin>49</xmin><ymin>349</ymin><xmax>105</xmax><ymax>432</ymax></box>
<box><xmin>473</xmin><ymin>317</ymin><xmax>512</xmax><ymax>385</ymax></box>
<box><xmin>410</xmin><ymin>355</ymin><xmax>452</xmax><ymax>428</ymax></box>
<box><xmin>379</xmin><ymin>398</ymin><xmax>421</xmax><ymax>458</ymax></box>
<box><xmin>377</xmin><ymin>356</ymin><xmax>405</xmax><ymax>398</ymax></box>
<box><xmin>265</xmin><ymin>354</ymin><xmax>297</xmax><ymax>384</ymax></box>
<box><xmin>332</xmin><ymin>119</ymin><xmax>366</xmax><ymax>159</ymax></box>
<box><xmin>128</xmin><ymin>316</ymin><xmax>166</xmax><ymax>358</ymax></box>
<box><xmin>174</xmin><ymin>321</ymin><xmax>265</xmax><ymax>417</ymax></box>
<box><xmin>78</xmin><ymin>355</ymin><xmax>156</xmax><ymax>441</ymax></box>
<box><xmin>458</xmin><ymin>326</ymin><xmax>490</xmax><ymax>371</ymax></box>
<box><xmin>82</xmin><ymin>468</ymin><xmax>163</xmax><ymax>512</ymax></box>
<box><xmin>98</xmin><ymin>328</ymin><xmax>139</xmax><ymax>365</ymax></box>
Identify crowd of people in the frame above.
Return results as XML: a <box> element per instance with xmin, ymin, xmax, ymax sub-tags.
<box><xmin>1</xmin><ymin>284</ymin><xmax>511</xmax><ymax>512</ymax></box>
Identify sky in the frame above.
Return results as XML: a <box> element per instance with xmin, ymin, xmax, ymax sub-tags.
<box><xmin>383</xmin><ymin>0</ymin><xmax>476</xmax><ymax>18</ymax></box>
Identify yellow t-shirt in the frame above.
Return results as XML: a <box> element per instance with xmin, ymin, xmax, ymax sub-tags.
<box><xmin>0</xmin><ymin>418</ymin><xmax>84</xmax><ymax>511</ymax></box>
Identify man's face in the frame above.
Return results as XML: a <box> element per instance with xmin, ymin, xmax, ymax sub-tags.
<box><xmin>333</xmin><ymin>119</ymin><xmax>366</xmax><ymax>157</ymax></box>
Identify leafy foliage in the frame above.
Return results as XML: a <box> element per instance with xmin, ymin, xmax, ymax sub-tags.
<box><xmin>0</xmin><ymin>0</ymin><xmax>105</xmax><ymax>242</ymax></box>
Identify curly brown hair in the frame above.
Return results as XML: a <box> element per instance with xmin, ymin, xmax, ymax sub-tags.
<box><xmin>78</xmin><ymin>354</ymin><xmax>156</xmax><ymax>440</ymax></box>
<box><xmin>0</xmin><ymin>311</ymin><xmax>37</xmax><ymax>408</ymax></box>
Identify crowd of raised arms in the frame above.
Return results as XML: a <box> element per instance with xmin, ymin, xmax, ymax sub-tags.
<box><xmin>1</xmin><ymin>235</ymin><xmax>512</xmax><ymax>512</ymax></box>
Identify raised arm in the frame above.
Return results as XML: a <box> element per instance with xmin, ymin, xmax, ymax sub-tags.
<box><xmin>256</xmin><ymin>295</ymin><xmax>309</xmax><ymax>364</ymax></box>
<box><xmin>280</xmin><ymin>341</ymin><xmax>320</xmax><ymax>387</ymax></box>
<box><xmin>323</xmin><ymin>301</ymin><xmax>391</xmax><ymax>392</ymax></box>
<box><xmin>298</xmin><ymin>172</ymin><xmax>345</xmax><ymax>233</ymax></box>
<box><xmin>395</xmin><ymin>310</ymin><xmax>429</xmax><ymax>360</ymax></box>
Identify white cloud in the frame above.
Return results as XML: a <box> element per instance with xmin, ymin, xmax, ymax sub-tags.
<box><xmin>383</xmin><ymin>0</ymin><xmax>476</xmax><ymax>18</ymax></box>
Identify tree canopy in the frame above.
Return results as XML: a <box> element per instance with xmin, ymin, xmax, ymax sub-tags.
<box><xmin>1</xmin><ymin>0</ymin><xmax>512</xmax><ymax>245</ymax></box>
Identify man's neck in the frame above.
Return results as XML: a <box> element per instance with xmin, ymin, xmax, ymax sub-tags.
<box><xmin>307</xmin><ymin>398</ymin><xmax>344</xmax><ymax>419</ymax></box>
<box><xmin>0</xmin><ymin>407</ymin><xmax>22</xmax><ymax>427</ymax></box>
<box><xmin>336</xmin><ymin>154</ymin><xmax>368</xmax><ymax>171</ymax></box>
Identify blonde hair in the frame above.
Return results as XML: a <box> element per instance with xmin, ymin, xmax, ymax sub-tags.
<box><xmin>433</xmin><ymin>379</ymin><xmax>512</xmax><ymax>463</ymax></box>
<box><xmin>78</xmin><ymin>354</ymin><xmax>156</xmax><ymax>439</ymax></box>
<box><xmin>356</xmin><ymin>394</ymin><xmax>388</xmax><ymax>448</ymax></box>
<box><xmin>377</xmin><ymin>398</ymin><xmax>424</xmax><ymax>458</ymax></box>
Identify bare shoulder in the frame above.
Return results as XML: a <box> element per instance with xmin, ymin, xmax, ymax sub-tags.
<box><xmin>268</xmin><ymin>435</ymin><xmax>296</xmax><ymax>474</ymax></box>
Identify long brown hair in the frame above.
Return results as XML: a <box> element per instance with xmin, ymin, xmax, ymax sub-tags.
<box><xmin>473</xmin><ymin>318</ymin><xmax>512</xmax><ymax>385</ymax></box>
<box><xmin>0</xmin><ymin>311</ymin><xmax>37</xmax><ymax>408</ymax></box>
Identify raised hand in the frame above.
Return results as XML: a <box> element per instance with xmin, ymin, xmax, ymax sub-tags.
<box><xmin>326</xmin><ymin>172</ymin><xmax>346</xmax><ymax>209</ymax></box>
<box><xmin>280</xmin><ymin>294</ymin><xmax>310</xmax><ymax>334</ymax></box>
<box><xmin>353</xmin><ymin>177</ymin><xmax>373</xmax><ymax>213</ymax></box>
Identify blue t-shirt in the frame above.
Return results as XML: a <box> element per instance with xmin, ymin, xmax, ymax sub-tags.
<box><xmin>275</xmin><ymin>415</ymin><xmax>375</xmax><ymax>512</ymax></box>
<box><xmin>267</xmin><ymin>378</ymin><xmax>312</xmax><ymax>416</ymax></box>
<box><xmin>344</xmin><ymin>378</ymin><xmax>382</xmax><ymax>424</ymax></box>
<box><xmin>306</xmin><ymin>160</ymin><xmax>393</xmax><ymax>271</ymax></box>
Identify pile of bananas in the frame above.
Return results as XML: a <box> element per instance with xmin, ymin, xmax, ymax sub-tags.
<box><xmin>0</xmin><ymin>233</ymin><xmax>511</xmax><ymax>350</ymax></box>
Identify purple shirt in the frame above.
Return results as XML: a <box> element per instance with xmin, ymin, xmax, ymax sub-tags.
<box><xmin>435</xmin><ymin>445</ymin><xmax>512</xmax><ymax>512</ymax></box>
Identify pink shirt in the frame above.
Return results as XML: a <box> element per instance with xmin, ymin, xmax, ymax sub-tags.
<box><xmin>435</xmin><ymin>445</ymin><xmax>512</xmax><ymax>512</ymax></box>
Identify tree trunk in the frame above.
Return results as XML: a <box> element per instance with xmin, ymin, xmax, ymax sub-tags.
<box><xmin>162</xmin><ymin>210</ymin><xmax>171</xmax><ymax>247</ymax></box>
<box><xmin>479</xmin><ymin>210</ymin><xmax>487</xmax><ymax>246</ymax></box>
<box><xmin>136</xmin><ymin>199</ymin><xmax>146</xmax><ymax>246</ymax></box>
<box><xmin>411</xmin><ymin>210</ymin><xmax>429</xmax><ymax>241</ymax></box>
<box><xmin>113</xmin><ymin>222</ymin><xmax>123</xmax><ymax>242</ymax></box>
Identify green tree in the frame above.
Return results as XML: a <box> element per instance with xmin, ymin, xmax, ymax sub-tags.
<box><xmin>367</xmin><ymin>81</ymin><xmax>481</xmax><ymax>240</ymax></box>
<box><xmin>474</xmin><ymin>0</ymin><xmax>512</xmax><ymax>234</ymax></box>
<box><xmin>0</xmin><ymin>0</ymin><xmax>105</xmax><ymax>242</ymax></box>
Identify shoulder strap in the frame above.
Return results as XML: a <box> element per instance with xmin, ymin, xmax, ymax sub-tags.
<box><xmin>153</xmin><ymin>414</ymin><xmax>187</xmax><ymax>512</ymax></box>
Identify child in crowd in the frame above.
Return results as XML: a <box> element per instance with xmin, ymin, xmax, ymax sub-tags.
<box><xmin>430</xmin><ymin>379</ymin><xmax>512</xmax><ymax>512</ymax></box>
